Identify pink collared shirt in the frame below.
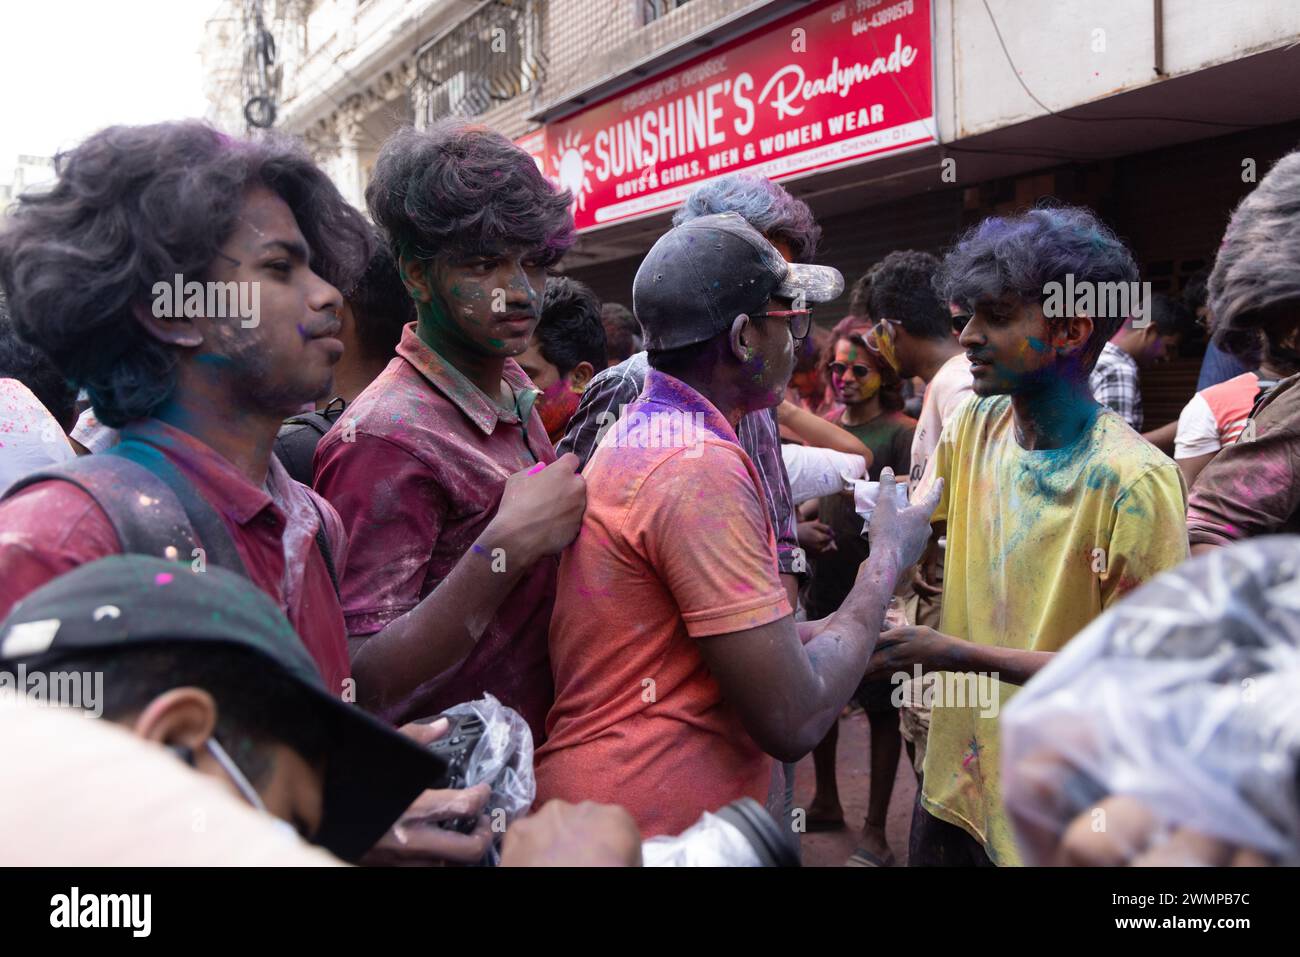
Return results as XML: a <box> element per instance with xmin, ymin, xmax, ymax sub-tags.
<box><xmin>313</xmin><ymin>323</ymin><xmax>557</xmax><ymax>737</ymax></box>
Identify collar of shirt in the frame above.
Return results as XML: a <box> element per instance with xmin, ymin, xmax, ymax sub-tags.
<box><xmin>395</xmin><ymin>322</ymin><xmax>539</xmax><ymax>436</ymax></box>
<box><xmin>638</xmin><ymin>369</ymin><xmax>740</xmax><ymax>445</ymax></box>
<box><xmin>118</xmin><ymin>418</ymin><xmax>326</xmax><ymax>611</ymax></box>
<box><xmin>119</xmin><ymin>418</ymin><xmax>279</xmax><ymax>526</ymax></box>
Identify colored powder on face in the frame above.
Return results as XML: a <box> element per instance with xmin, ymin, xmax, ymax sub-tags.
<box><xmin>154</xmin><ymin>572</ymin><xmax>174</xmax><ymax>586</ymax></box>
<box><xmin>194</xmin><ymin>354</ymin><xmax>233</xmax><ymax>367</ymax></box>
<box><xmin>1026</xmin><ymin>336</ymin><xmax>1049</xmax><ymax>353</ymax></box>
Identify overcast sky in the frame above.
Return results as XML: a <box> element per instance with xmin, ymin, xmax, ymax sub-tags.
<box><xmin>0</xmin><ymin>1</ymin><xmax>217</xmax><ymax>181</ymax></box>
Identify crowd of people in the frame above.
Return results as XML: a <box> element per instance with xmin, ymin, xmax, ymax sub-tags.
<box><xmin>0</xmin><ymin>115</ymin><xmax>1297</xmax><ymax>867</ymax></box>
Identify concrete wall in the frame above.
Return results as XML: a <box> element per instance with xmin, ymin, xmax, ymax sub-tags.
<box><xmin>943</xmin><ymin>0</ymin><xmax>1300</xmax><ymax>139</ymax></box>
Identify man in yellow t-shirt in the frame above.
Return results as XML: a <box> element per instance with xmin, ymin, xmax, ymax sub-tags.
<box><xmin>866</xmin><ymin>207</ymin><xmax>1189</xmax><ymax>865</ymax></box>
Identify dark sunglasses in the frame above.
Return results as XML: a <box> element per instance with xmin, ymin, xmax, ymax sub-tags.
<box><xmin>752</xmin><ymin>308</ymin><xmax>813</xmax><ymax>341</ymax></box>
<box><xmin>828</xmin><ymin>361</ymin><xmax>874</xmax><ymax>379</ymax></box>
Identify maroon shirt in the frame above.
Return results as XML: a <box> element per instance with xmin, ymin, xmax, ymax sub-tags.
<box><xmin>313</xmin><ymin>323</ymin><xmax>557</xmax><ymax>738</ymax></box>
<box><xmin>0</xmin><ymin>419</ymin><xmax>352</xmax><ymax>695</ymax></box>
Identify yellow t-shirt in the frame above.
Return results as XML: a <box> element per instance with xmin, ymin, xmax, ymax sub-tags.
<box><xmin>914</xmin><ymin>395</ymin><xmax>1188</xmax><ymax>865</ymax></box>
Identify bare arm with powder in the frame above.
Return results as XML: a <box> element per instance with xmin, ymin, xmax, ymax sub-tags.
<box><xmin>864</xmin><ymin>627</ymin><xmax>1054</xmax><ymax>686</ymax></box>
<box><xmin>777</xmin><ymin>399</ymin><xmax>874</xmax><ymax>461</ymax></box>
<box><xmin>350</xmin><ymin>455</ymin><xmax>585</xmax><ymax>714</ymax></box>
<box><xmin>697</xmin><ymin>469</ymin><xmax>940</xmax><ymax>762</ymax></box>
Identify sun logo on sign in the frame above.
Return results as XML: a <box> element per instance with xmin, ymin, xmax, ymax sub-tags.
<box><xmin>550</xmin><ymin>129</ymin><xmax>595</xmax><ymax>212</ymax></box>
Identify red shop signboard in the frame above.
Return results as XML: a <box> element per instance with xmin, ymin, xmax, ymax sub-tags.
<box><xmin>520</xmin><ymin>0</ymin><xmax>935</xmax><ymax>232</ymax></box>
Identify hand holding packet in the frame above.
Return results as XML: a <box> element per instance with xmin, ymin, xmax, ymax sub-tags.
<box><xmin>851</xmin><ymin>478</ymin><xmax>911</xmax><ymax>530</ymax></box>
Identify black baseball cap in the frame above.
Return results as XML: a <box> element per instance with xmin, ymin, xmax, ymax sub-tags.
<box><xmin>0</xmin><ymin>555</ymin><xmax>449</xmax><ymax>861</ymax></box>
<box><xmin>633</xmin><ymin>211</ymin><xmax>844</xmax><ymax>351</ymax></box>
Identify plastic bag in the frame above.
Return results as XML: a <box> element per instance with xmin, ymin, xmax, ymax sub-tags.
<box><xmin>438</xmin><ymin>694</ymin><xmax>535</xmax><ymax>863</ymax></box>
<box><xmin>1001</xmin><ymin>537</ymin><xmax>1300</xmax><ymax>865</ymax></box>
<box><xmin>851</xmin><ymin>478</ymin><xmax>909</xmax><ymax>527</ymax></box>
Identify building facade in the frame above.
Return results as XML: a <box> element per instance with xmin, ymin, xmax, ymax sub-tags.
<box><xmin>203</xmin><ymin>1</ymin><xmax>1300</xmax><ymax>417</ymax></box>
<box><xmin>0</xmin><ymin>155</ymin><xmax>54</xmax><ymax>213</ymax></box>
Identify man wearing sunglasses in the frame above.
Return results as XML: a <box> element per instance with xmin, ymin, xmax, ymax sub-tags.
<box><xmin>535</xmin><ymin>213</ymin><xmax>943</xmax><ymax>838</ymax></box>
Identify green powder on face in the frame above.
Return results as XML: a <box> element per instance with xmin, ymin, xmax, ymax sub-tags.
<box><xmin>416</xmin><ymin>294</ymin><xmax>453</xmax><ymax>339</ymax></box>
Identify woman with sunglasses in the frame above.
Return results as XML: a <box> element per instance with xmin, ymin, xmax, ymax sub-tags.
<box><xmin>803</xmin><ymin>317</ymin><xmax>916</xmax><ymax>867</ymax></box>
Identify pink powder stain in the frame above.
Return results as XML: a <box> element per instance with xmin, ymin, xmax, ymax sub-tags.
<box><xmin>528</xmin><ymin>461</ymin><xmax>546</xmax><ymax>475</ymax></box>
<box><xmin>154</xmin><ymin>572</ymin><xmax>174</xmax><ymax>586</ymax></box>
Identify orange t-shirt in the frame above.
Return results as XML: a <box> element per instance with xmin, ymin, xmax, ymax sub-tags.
<box><xmin>534</xmin><ymin>370</ymin><xmax>792</xmax><ymax>837</ymax></box>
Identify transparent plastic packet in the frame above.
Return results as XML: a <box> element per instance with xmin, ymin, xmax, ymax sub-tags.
<box><xmin>426</xmin><ymin>694</ymin><xmax>535</xmax><ymax>865</ymax></box>
<box><xmin>851</xmin><ymin>477</ymin><xmax>910</xmax><ymax>527</ymax></box>
<box><xmin>1001</xmin><ymin>537</ymin><xmax>1300</xmax><ymax>865</ymax></box>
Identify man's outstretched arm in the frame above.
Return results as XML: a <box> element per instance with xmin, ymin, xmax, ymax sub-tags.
<box><xmin>697</xmin><ymin>470</ymin><xmax>941</xmax><ymax>762</ymax></box>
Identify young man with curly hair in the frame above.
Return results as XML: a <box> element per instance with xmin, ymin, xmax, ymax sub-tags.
<box><xmin>865</xmin><ymin>207</ymin><xmax>1189</xmax><ymax>866</ymax></box>
<box><xmin>312</xmin><ymin>121</ymin><xmax>586</xmax><ymax>739</ymax></box>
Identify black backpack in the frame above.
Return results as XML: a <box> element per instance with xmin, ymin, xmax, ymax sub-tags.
<box><xmin>3</xmin><ymin>435</ymin><xmax>339</xmax><ymax>595</ymax></box>
<box><xmin>274</xmin><ymin>396</ymin><xmax>347</xmax><ymax>487</ymax></box>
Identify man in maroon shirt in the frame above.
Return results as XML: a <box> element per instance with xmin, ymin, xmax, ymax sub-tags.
<box><xmin>315</xmin><ymin>121</ymin><xmax>584</xmax><ymax>740</ymax></box>
<box><xmin>0</xmin><ymin>121</ymin><xmax>583</xmax><ymax>862</ymax></box>
<box><xmin>0</xmin><ymin>122</ymin><xmax>374</xmax><ymax>695</ymax></box>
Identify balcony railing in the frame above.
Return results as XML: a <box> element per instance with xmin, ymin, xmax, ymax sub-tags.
<box><xmin>414</xmin><ymin>0</ymin><xmax>548</xmax><ymax>123</ymax></box>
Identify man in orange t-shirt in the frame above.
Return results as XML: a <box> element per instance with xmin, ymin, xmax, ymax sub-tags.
<box><xmin>534</xmin><ymin>212</ymin><xmax>940</xmax><ymax>837</ymax></box>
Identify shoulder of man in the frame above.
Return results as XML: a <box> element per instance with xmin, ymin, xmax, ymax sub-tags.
<box><xmin>0</xmin><ymin>479</ymin><xmax>123</xmax><ymax>618</ymax></box>
<box><xmin>1090</xmin><ymin>412</ymin><xmax>1187</xmax><ymax>490</ymax></box>
<box><xmin>317</xmin><ymin>373</ymin><xmax>441</xmax><ymax>459</ymax></box>
<box><xmin>947</xmin><ymin>392</ymin><xmax>1006</xmax><ymax>437</ymax></box>
<box><xmin>584</xmin><ymin>353</ymin><xmax>647</xmax><ymax>402</ymax></box>
<box><xmin>621</xmin><ymin>437</ymin><xmax>769</xmax><ymax>542</ymax></box>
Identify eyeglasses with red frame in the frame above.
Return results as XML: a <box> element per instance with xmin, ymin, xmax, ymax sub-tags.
<box><xmin>752</xmin><ymin>308</ymin><xmax>813</xmax><ymax>341</ymax></box>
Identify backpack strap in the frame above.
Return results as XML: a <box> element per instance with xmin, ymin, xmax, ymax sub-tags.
<box><xmin>274</xmin><ymin>398</ymin><xmax>347</xmax><ymax>487</ymax></box>
<box><xmin>2</xmin><ymin>440</ymin><xmax>250</xmax><ymax>579</ymax></box>
<box><xmin>4</xmin><ymin>437</ymin><xmax>341</xmax><ymax>597</ymax></box>
<box><xmin>3</xmin><ymin>454</ymin><xmax>202</xmax><ymax>562</ymax></box>
<box><xmin>305</xmin><ymin>496</ymin><xmax>341</xmax><ymax>597</ymax></box>
<box><xmin>110</xmin><ymin>440</ymin><xmax>249</xmax><ymax>578</ymax></box>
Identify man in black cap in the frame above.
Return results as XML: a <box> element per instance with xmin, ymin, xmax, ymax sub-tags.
<box><xmin>558</xmin><ymin>174</ymin><xmax>819</xmax><ymax>614</ymax></box>
<box><xmin>0</xmin><ymin>554</ymin><xmax>493</xmax><ymax>863</ymax></box>
<box><xmin>0</xmin><ymin>554</ymin><xmax>648</xmax><ymax>866</ymax></box>
<box><xmin>535</xmin><ymin>213</ymin><xmax>942</xmax><ymax>837</ymax></box>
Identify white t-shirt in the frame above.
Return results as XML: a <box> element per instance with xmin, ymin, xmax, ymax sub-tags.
<box><xmin>909</xmin><ymin>353</ymin><xmax>974</xmax><ymax>487</ymax></box>
<box><xmin>70</xmin><ymin>406</ymin><xmax>120</xmax><ymax>453</ymax></box>
<box><xmin>1174</xmin><ymin>371</ymin><xmax>1268</xmax><ymax>460</ymax></box>
<box><xmin>780</xmin><ymin>443</ymin><xmax>868</xmax><ymax>505</ymax></box>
